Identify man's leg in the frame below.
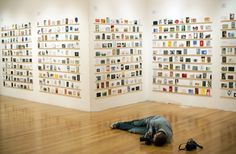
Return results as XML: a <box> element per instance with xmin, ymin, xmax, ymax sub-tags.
<box><xmin>111</xmin><ymin>119</ymin><xmax>147</xmax><ymax>134</ymax></box>
<box><xmin>112</xmin><ymin>120</ymin><xmax>136</xmax><ymax>130</ymax></box>
<box><xmin>111</xmin><ymin>118</ymin><xmax>146</xmax><ymax>130</ymax></box>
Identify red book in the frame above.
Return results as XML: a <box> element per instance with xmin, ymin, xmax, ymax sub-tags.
<box><xmin>206</xmin><ymin>89</ymin><xmax>210</xmax><ymax>96</ymax></box>
<box><xmin>200</xmin><ymin>40</ymin><xmax>204</xmax><ymax>46</ymax></box>
<box><xmin>95</xmin><ymin>19</ymin><xmax>100</xmax><ymax>23</ymax></box>
<box><xmin>182</xmin><ymin>73</ymin><xmax>187</xmax><ymax>78</ymax></box>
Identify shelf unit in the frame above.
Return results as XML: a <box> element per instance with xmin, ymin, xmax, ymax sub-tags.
<box><xmin>220</xmin><ymin>14</ymin><xmax>236</xmax><ymax>99</ymax></box>
<box><xmin>220</xmin><ymin>47</ymin><xmax>236</xmax><ymax>99</ymax></box>
<box><xmin>94</xmin><ymin>18</ymin><xmax>143</xmax><ymax>98</ymax></box>
<box><xmin>152</xmin><ymin>17</ymin><xmax>212</xmax><ymax>96</ymax></box>
<box><xmin>37</xmin><ymin>18</ymin><xmax>81</xmax><ymax>98</ymax></box>
<box><xmin>1</xmin><ymin>23</ymin><xmax>33</xmax><ymax>90</ymax></box>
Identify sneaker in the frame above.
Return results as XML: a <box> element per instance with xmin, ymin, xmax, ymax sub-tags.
<box><xmin>110</xmin><ymin>122</ymin><xmax>119</xmax><ymax>129</ymax></box>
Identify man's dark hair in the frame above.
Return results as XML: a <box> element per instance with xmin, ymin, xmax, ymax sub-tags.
<box><xmin>153</xmin><ymin>131</ymin><xmax>167</xmax><ymax>146</ymax></box>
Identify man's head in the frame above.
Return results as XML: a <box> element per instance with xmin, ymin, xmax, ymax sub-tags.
<box><xmin>153</xmin><ymin>130</ymin><xmax>167</xmax><ymax>146</ymax></box>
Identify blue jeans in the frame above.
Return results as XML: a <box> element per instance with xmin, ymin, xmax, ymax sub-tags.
<box><xmin>115</xmin><ymin>119</ymin><xmax>148</xmax><ymax>135</ymax></box>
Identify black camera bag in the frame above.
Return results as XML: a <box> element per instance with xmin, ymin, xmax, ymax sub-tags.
<box><xmin>178</xmin><ymin>138</ymin><xmax>203</xmax><ymax>151</ymax></box>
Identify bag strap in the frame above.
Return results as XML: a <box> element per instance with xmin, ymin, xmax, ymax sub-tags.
<box><xmin>178</xmin><ymin>143</ymin><xmax>186</xmax><ymax>150</ymax></box>
<box><xmin>196</xmin><ymin>143</ymin><xmax>203</xmax><ymax>149</ymax></box>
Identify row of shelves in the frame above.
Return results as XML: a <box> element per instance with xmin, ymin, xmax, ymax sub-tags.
<box><xmin>221</xmin><ymin>17</ymin><xmax>236</xmax><ymax>39</ymax></box>
<box><xmin>152</xmin><ymin>17</ymin><xmax>213</xmax><ymax>97</ymax></box>
<box><xmin>153</xmin><ymin>56</ymin><xmax>211</xmax><ymax>63</ymax></box>
<box><xmin>153</xmin><ymin>85</ymin><xmax>211</xmax><ymax>96</ymax></box>
<box><xmin>1</xmin><ymin>29</ymin><xmax>31</xmax><ymax>37</ymax></box>
<box><xmin>153</xmin><ymin>48</ymin><xmax>211</xmax><ymax>55</ymax></box>
<box><xmin>3</xmin><ymin>75</ymin><xmax>33</xmax><ymax>83</ymax></box>
<box><xmin>1</xmin><ymin>23</ymin><xmax>31</xmax><ymax>31</ymax></box>
<box><xmin>153</xmin><ymin>40</ymin><xmax>211</xmax><ymax>48</ymax></box>
<box><xmin>1</xmin><ymin>17</ymin><xmax>235</xmax><ymax>99</ymax></box>
<box><xmin>96</xmin><ymin>78</ymin><xmax>142</xmax><ymax>90</ymax></box>
<box><xmin>95</xmin><ymin>33</ymin><xmax>142</xmax><ymax>41</ymax></box>
<box><xmin>40</xmin><ymin>85</ymin><xmax>81</xmax><ymax>98</ymax></box>
<box><xmin>1</xmin><ymin>20</ymin><xmax>82</xmax><ymax>98</ymax></box>
<box><xmin>37</xmin><ymin>25</ymin><xmax>79</xmax><ymax>34</ymax></box>
<box><xmin>37</xmin><ymin>18</ymin><xmax>79</xmax><ymax>27</ymax></box>
<box><xmin>220</xmin><ymin>14</ymin><xmax>236</xmax><ymax>99</ymax></box>
<box><xmin>153</xmin><ymin>17</ymin><xmax>211</xmax><ymax>25</ymax></box>
<box><xmin>37</xmin><ymin>19</ymin><xmax>81</xmax><ymax>97</ymax></box>
<box><xmin>96</xmin><ymin>84</ymin><xmax>142</xmax><ymax>98</ymax></box>
<box><xmin>94</xmin><ymin>18</ymin><xmax>143</xmax><ymax>98</ymax></box>
<box><xmin>3</xmin><ymin>80</ymin><xmax>33</xmax><ymax>90</ymax></box>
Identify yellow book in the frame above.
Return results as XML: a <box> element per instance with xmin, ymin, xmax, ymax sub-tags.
<box><xmin>200</xmin><ymin>88</ymin><xmax>206</xmax><ymax>95</ymax></box>
<box><xmin>101</xmin><ymin>19</ymin><xmax>106</xmax><ymax>24</ymax></box>
<box><xmin>54</xmin><ymin>74</ymin><xmax>58</xmax><ymax>79</ymax></box>
<box><xmin>168</xmin><ymin>41</ymin><xmax>172</xmax><ymax>47</ymax></box>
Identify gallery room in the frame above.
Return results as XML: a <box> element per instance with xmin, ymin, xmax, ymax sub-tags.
<box><xmin>0</xmin><ymin>0</ymin><xmax>236</xmax><ymax>153</ymax></box>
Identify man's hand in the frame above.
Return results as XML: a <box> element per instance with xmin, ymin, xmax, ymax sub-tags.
<box><xmin>144</xmin><ymin>132</ymin><xmax>153</xmax><ymax>138</ymax></box>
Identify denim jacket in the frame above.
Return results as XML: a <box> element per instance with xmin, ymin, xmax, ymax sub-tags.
<box><xmin>146</xmin><ymin>116</ymin><xmax>173</xmax><ymax>143</ymax></box>
<box><xmin>129</xmin><ymin>116</ymin><xmax>173</xmax><ymax>143</ymax></box>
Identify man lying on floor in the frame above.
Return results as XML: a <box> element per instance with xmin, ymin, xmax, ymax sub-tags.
<box><xmin>111</xmin><ymin>115</ymin><xmax>173</xmax><ymax>146</ymax></box>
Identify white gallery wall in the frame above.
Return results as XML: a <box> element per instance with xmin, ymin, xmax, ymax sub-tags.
<box><xmin>0</xmin><ymin>0</ymin><xmax>235</xmax><ymax>111</ymax></box>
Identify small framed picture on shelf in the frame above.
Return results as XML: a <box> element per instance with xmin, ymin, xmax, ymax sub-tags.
<box><xmin>228</xmin><ymin>32</ymin><xmax>235</xmax><ymax>38</ymax></box>
<box><xmin>230</xmin><ymin>13</ymin><xmax>235</xmax><ymax>20</ymax></box>
<box><xmin>221</xmin><ymin>73</ymin><xmax>226</xmax><ymax>80</ymax></box>
<box><xmin>204</xmin><ymin>17</ymin><xmax>210</xmax><ymax>22</ymax></box>
<box><xmin>228</xmin><ymin>75</ymin><xmax>234</xmax><ymax>80</ymax></box>
<box><xmin>228</xmin><ymin>67</ymin><xmax>235</xmax><ymax>72</ymax></box>
<box><xmin>191</xmin><ymin>18</ymin><xmax>196</xmax><ymax>23</ymax></box>
<box><xmin>222</xmin><ymin>24</ymin><xmax>228</xmax><ymax>29</ymax></box>
<box><xmin>227</xmin><ymin>90</ymin><xmax>232</xmax><ymax>96</ymax></box>
<box><xmin>153</xmin><ymin>21</ymin><xmax>158</xmax><ymax>25</ymax></box>
<box><xmin>186</xmin><ymin>17</ymin><xmax>190</xmax><ymax>23</ymax></box>
<box><xmin>221</xmin><ymin>83</ymin><xmax>227</xmax><ymax>88</ymax></box>
<box><xmin>101</xmin><ymin>19</ymin><xmax>106</xmax><ymax>24</ymax></box>
<box><xmin>222</xmin><ymin>31</ymin><xmax>227</xmax><ymax>38</ymax></box>
<box><xmin>168</xmin><ymin>20</ymin><xmax>173</xmax><ymax>24</ymax></box>
<box><xmin>188</xmin><ymin>89</ymin><xmax>193</xmax><ymax>95</ymax></box>
<box><xmin>192</xmin><ymin>66</ymin><xmax>198</xmax><ymax>71</ymax></box>
<box><xmin>205</xmin><ymin>34</ymin><xmax>211</xmax><ymax>38</ymax></box>
<box><xmin>222</xmin><ymin>56</ymin><xmax>227</xmax><ymax>63</ymax></box>
<box><xmin>232</xmin><ymin>22</ymin><xmax>235</xmax><ymax>29</ymax></box>
<box><xmin>96</xmin><ymin>92</ymin><xmax>101</xmax><ymax>97</ymax></box>
<box><xmin>221</xmin><ymin>48</ymin><xmax>226</xmax><ymax>55</ymax></box>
